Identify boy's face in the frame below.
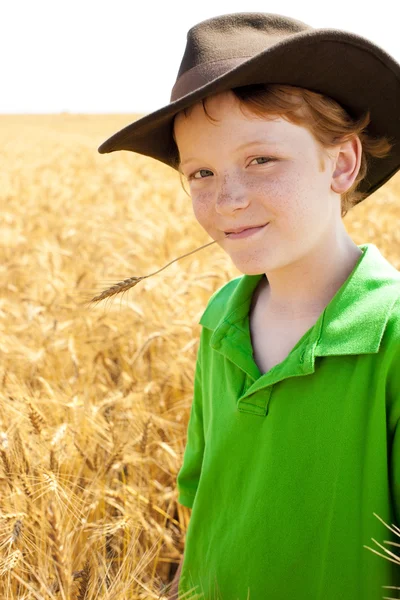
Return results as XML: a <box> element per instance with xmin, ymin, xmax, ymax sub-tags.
<box><xmin>173</xmin><ymin>90</ymin><xmax>342</xmax><ymax>275</ymax></box>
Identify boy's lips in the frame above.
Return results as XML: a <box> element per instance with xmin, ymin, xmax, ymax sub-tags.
<box><xmin>223</xmin><ymin>223</ymin><xmax>269</xmax><ymax>237</ymax></box>
<box><xmin>224</xmin><ymin>223</ymin><xmax>268</xmax><ymax>234</ymax></box>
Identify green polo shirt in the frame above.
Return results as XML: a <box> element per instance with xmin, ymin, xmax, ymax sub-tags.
<box><xmin>176</xmin><ymin>243</ymin><xmax>400</xmax><ymax>600</ymax></box>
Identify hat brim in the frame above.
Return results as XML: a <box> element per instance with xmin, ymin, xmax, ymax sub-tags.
<box><xmin>98</xmin><ymin>28</ymin><xmax>400</xmax><ymax>200</ymax></box>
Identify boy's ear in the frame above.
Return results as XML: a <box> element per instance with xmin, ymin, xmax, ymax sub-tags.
<box><xmin>330</xmin><ymin>136</ymin><xmax>362</xmax><ymax>195</ymax></box>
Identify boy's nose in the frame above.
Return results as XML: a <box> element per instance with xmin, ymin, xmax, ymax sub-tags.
<box><xmin>215</xmin><ymin>177</ymin><xmax>250</xmax><ymax>214</ymax></box>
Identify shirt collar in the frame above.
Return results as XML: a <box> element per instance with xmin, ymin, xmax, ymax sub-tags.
<box><xmin>199</xmin><ymin>243</ymin><xmax>400</xmax><ymax>360</ymax></box>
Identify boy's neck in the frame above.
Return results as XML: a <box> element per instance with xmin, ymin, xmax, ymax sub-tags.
<box><xmin>259</xmin><ymin>234</ymin><xmax>363</xmax><ymax>320</ymax></box>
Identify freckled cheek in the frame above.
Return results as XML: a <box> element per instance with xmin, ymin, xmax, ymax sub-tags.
<box><xmin>191</xmin><ymin>193</ymin><xmax>215</xmax><ymax>230</ymax></box>
<box><xmin>259</xmin><ymin>177</ymin><xmax>300</xmax><ymax>211</ymax></box>
<box><xmin>264</xmin><ymin>175</ymin><xmax>314</xmax><ymax>227</ymax></box>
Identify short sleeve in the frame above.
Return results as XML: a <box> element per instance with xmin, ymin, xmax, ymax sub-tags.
<box><xmin>176</xmin><ymin>334</ymin><xmax>205</xmax><ymax>509</ymax></box>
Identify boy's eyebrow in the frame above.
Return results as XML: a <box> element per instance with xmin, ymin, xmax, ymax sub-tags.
<box><xmin>179</xmin><ymin>139</ymin><xmax>280</xmax><ymax>168</ymax></box>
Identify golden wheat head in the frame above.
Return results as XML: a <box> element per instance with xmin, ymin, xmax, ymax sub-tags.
<box><xmin>86</xmin><ymin>238</ymin><xmax>219</xmax><ymax>306</ymax></box>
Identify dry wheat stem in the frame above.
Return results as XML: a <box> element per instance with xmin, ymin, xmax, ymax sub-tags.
<box><xmin>87</xmin><ymin>238</ymin><xmax>220</xmax><ymax>305</ymax></box>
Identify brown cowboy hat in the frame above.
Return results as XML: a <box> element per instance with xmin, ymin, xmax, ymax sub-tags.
<box><xmin>98</xmin><ymin>12</ymin><xmax>400</xmax><ymax>200</ymax></box>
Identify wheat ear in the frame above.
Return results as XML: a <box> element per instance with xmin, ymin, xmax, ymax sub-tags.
<box><xmin>46</xmin><ymin>502</ymin><xmax>68</xmax><ymax>592</ymax></box>
<box><xmin>86</xmin><ymin>238</ymin><xmax>219</xmax><ymax>306</ymax></box>
<box><xmin>76</xmin><ymin>559</ymin><xmax>90</xmax><ymax>600</ymax></box>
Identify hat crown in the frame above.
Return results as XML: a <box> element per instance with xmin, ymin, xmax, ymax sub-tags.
<box><xmin>171</xmin><ymin>13</ymin><xmax>313</xmax><ymax>101</ymax></box>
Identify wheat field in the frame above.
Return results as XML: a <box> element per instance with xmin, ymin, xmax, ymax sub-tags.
<box><xmin>1</xmin><ymin>114</ymin><xmax>400</xmax><ymax>599</ymax></box>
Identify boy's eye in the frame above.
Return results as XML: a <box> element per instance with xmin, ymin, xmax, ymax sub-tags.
<box><xmin>189</xmin><ymin>169</ymin><xmax>213</xmax><ymax>180</ymax></box>
<box><xmin>249</xmin><ymin>156</ymin><xmax>273</xmax><ymax>165</ymax></box>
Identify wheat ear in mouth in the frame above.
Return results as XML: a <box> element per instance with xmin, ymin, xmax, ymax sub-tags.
<box><xmin>86</xmin><ymin>238</ymin><xmax>220</xmax><ymax>306</ymax></box>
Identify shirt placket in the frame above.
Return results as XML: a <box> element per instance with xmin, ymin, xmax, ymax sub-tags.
<box><xmin>210</xmin><ymin>315</ymin><xmax>319</xmax><ymax>417</ymax></box>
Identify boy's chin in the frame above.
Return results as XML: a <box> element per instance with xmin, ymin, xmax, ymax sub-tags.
<box><xmin>226</xmin><ymin>256</ymin><xmax>267</xmax><ymax>276</ymax></box>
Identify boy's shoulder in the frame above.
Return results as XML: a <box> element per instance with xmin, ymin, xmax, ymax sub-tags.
<box><xmin>198</xmin><ymin>275</ymin><xmax>244</xmax><ymax>330</ymax></box>
<box><xmin>375</xmin><ymin>254</ymin><xmax>400</xmax><ymax>340</ymax></box>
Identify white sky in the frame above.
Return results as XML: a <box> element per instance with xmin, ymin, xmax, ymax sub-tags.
<box><xmin>2</xmin><ymin>0</ymin><xmax>400</xmax><ymax>114</ymax></box>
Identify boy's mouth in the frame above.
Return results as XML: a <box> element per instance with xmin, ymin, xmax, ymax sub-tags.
<box><xmin>224</xmin><ymin>223</ymin><xmax>269</xmax><ymax>237</ymax></box>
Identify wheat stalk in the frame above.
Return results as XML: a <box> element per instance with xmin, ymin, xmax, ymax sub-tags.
<box><xmin>86</xmin><ymin>238</ymin><xmax>219</xmax><ymax>306</ymax></box>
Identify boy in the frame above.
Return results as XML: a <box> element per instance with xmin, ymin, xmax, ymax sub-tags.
<box><xmin>98</xmin><ymin>13</ymin><xmax>400</xmax><ymax>599</ymax></box>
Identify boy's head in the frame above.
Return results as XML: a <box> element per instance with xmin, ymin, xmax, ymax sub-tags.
<box><xmin>172</xmin><ymin>85</ymin><xmax>391</xmax><ymax>275</ymax></box>
<box><xmin>173</xmin><ymin>84</ymin><xmax>392</xmax><ymax>218</ymax></box>
<box><xmin>98</xmin><ymin>12</ymin><xmax>400</xmax><ymax>220</ymax></box>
